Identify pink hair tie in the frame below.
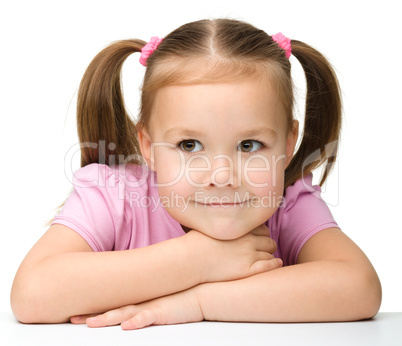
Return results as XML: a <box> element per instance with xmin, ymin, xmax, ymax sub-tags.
<box><xmin>139</xmin><ymin>36</ymin><xmax>163</xmax><ymax>66</ymax></box>
<box><xmin>272</xmin><ymin>33</ymin><xmax>291</xmax><ymax>59</ymax></box>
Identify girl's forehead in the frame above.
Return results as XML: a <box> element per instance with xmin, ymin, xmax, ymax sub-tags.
<box><xmin>145</xmin><ymin>57</ymin><xmax>292</xmax><ymax>115</ymax></box>
<box><xmin>150</xmin><ymin>78</ymin><xmax>288</xmax><ymax>135</ymax></box>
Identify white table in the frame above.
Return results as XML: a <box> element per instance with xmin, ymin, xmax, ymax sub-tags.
<box><xmin>1</xmin><ymin>312</ymin><xmax>401</xmax><ymax>346</ymax></box>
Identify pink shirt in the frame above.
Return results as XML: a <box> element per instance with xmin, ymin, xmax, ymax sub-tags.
<box><xmin>53</xmin><ymin>164</ymin><xmax>339</xmax><ymax>266</ymax></box>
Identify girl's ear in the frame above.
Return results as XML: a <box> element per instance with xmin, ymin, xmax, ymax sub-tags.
<box><xmin>137</xmin><ymin>127</ymin><xmax>155</xmax><ymax>170</ymax></box>
<box><xmin>285</xmin><ymin>120</ymin><xmax>299</xmax><ymax>168</ymax></box>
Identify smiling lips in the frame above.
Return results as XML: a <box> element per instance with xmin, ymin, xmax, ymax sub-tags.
<box><xmin>194</xmin><ymin>200</ymin><xmax>251</xmax><ymax>207</ymax></box>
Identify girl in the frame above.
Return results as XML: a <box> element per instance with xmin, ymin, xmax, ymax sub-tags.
<box><xmin>11</xmin><ymin>18</ymin><xmax>381</xmax><ymax>330</ymax></box>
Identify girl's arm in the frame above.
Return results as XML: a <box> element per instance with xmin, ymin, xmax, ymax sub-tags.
<box><xmin>10</xmin><ymin>224</ymin><xmax>280</xmax><ymax>324</ymax></box>
<box><xmin>83</xmin><ymin>227</ymin><xmax>381</xmax><ymax>329</ymax></box>
<box><xmin>197</xmin><ymin>228</ymin><xmax>382</xmax><ymax>323</ymax></box>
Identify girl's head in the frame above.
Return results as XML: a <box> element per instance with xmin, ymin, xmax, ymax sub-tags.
<box><xmin>77</xmin><ymin>18</ymin><xmax>341</xmax><ymax>238</ymax></box>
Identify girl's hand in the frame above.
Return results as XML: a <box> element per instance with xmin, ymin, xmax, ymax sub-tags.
<box><xmin>185</xmin><ymin>224</ymin><xmax>282</xmax><ymax>283</ymax></box>
<box><xmin>70</xmin><ymin>288</ymin><xmax>203</xmax><ymax>330</ymax></box>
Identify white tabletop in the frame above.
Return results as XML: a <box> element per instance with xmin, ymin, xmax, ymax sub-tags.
<box><xmin>1</xmin><ymin>312</ymin><xmax>401</xmax><ymax>346</ymax></box>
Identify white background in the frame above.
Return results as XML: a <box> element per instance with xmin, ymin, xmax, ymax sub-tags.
<box><xmin>1</xmin><ymin>0</ymin><xmax>401</xmax><ymax>316</ymax></box>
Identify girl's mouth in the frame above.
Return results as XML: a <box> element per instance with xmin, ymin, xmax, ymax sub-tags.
<box><xmin>194</xmin><ymin>200</ymin><xmax>251</xmax><ymax>208</ymax></box>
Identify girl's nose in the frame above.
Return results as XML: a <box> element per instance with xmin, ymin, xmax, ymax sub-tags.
<box><xmin>208</xmin><ymin>154</ymin><xmax>239</xmax><ymax>188</ymax></box>
<box><xmin>184</xmin><ymin>153</ymin><xmax>240</xmax><ymax>188</ymax></box>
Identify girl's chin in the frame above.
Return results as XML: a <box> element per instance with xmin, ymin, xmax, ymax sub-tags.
<box><xmin>170</xmin><ymin>207</ymin><xmax>273</xmax><ymax>239</ymax></box>
<box><xmin>189</xmin><ymin>220</ymin><xmax>257</xmax><ymax>240</ymax></box>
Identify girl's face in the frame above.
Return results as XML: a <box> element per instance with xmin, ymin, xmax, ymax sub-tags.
<box><xmin>139</xmin><ymin>77</ymin><xmax>298</xmax><ymax>240</ymax></box>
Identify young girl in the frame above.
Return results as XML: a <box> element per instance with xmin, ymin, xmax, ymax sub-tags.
<box><xmin>11</xmin><ymin>18</ymin><xmax>381</xmax><ymax>330</ymax></box>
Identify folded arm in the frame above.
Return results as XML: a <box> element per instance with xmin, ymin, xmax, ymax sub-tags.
<box><xmin>11</xmin><ymin>224</ymin><xmax>201</xmax><ymax>323</ymax></box>
<box><xmin>198</xmin><ymin>227</ymin><xmax>382</xmax><ymax>323</ymax></box>
<box><xmin>85</xmin><ymin>227</ymin><xmax>381</xmax><ymax>329</ymax></box>
<box><xmin>11</xmin><ymin>224</ymin><xmax>279</xmax><ymax>324</ymax></box>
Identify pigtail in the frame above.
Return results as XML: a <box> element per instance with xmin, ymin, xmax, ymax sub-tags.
<box><xmin>77</xmin><ymin>39</ymin><xmax>146</xmax><ymax>167</ymax></box>
<box><xmin>285</xmin><ymin>40</ymin><xmax>342</xmax><ymax>188</ymax></box>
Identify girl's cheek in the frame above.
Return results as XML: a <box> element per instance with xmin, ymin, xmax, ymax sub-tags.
<box><xmin>243</xmin><ymin>153</ymin><xmax>286</xmax><ymax>203</ymax></box>
<box><xmin>154</xmin><ymin>149</ymin><xmax>186</xmax><ymax>186</ymax></box>
<box><xmin>242</xmin><ymin>153</ymin><xmax>285</xmax><ymax>187</ymax></box>
<box><xmin>246</xmin><ymin>172</ymin><xmax>283</xmax><ymax>194</ymax></box>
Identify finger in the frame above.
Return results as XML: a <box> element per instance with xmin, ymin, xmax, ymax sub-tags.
<box><xmin>256</xmin><ymin>251</ymin><xmax>275</xmax><ymax>261</ymax></box>
<box><xmin>121</xmin><ymin>309</ymin><xmax>160</xmax><ymax>330</ymax></box>
<box><xmin>249</xmin><ymin>258</ymin><xmax>283</xmax><ymax>276</ymax></box>
<box><xmin>87</xmin><ymin>306</ymin><xmax>137</xmax><ymax>328</ymax></box>
<box><xmin>70</xmin><ymin>314</ymin><xmax>97</xmax><ymax>324</ymax></box>
<box><xmin>254</xmin><ymin>236</ymin><xmax>277</xmax><ymax>254</ymax></box>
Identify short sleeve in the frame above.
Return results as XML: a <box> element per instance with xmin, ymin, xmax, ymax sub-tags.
<box><xmin>52</xmin><ymin>164</ymin><xmax>130</xmax><ymax>252</ymax></box>
<box><xmin>268</xmin><ymin>174</ymin><xmax>340</xmax><ymax>266</ymax></box>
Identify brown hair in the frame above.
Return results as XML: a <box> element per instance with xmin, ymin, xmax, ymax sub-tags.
<box><xmin>77</xmin><ymin>18</ymin><xmax>341</xmax><ymax>189</ymax></box>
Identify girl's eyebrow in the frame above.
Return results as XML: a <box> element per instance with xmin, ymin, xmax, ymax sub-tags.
<box><xmin>163</xmin><ymin>127</ymin><xmax>278</xmax><ymax>139</ymax></box>
<box><xmin>163</xmin><ymin>127</ymin><xmax>204</xmax><ymax>138</ymax></box>
<box><xmin>239</xmin><ymin>127</ymin><xmax>278</xmax><ymax>139</ymax></box>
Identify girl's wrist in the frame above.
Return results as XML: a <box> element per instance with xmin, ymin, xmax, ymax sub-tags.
<box><xmin>182</xmin><ymin>230</ymin><xmax>219</xmax><ymax>284</ymax></box>
<box><xmin>181</xmin><ymin>231</ymin><xmax>206</xmax><ymax>284</ymax></box>
<box><xmin>192</xmin><ymin>282</ymin><xmax>216</xmax><ymax>321</ymax></box>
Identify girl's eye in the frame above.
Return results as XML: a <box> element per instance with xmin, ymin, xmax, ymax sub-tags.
<box><xmin>179</xmin><ymin>140</ymin><xmax>203</xmax><ymax>152</ymax></box>
<box><xmin>238</xmin><ymin>140</ymin><xmax>262</xmax><ymax>152</ymax></box>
